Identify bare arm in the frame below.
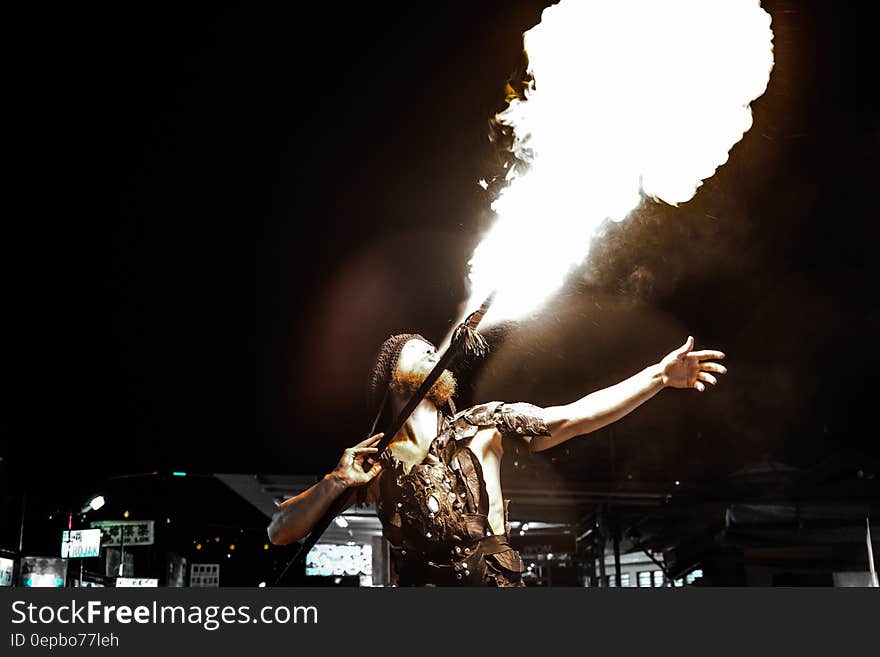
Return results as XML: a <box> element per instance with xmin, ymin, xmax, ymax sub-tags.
<box><xmin>531</xmin><ymin>337</ymin><xmax>726</xmax><ymax>452</ymax></box>
<box><xmin>267</xmin><ymin>434</ymin><xmax>383</xmax><ymax>545</ymax></box>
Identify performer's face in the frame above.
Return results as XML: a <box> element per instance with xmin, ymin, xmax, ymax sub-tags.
<box><xmin>391</xmin><ymin>339</ymin><xmax>457</xmax><ymax>407</ymax></box>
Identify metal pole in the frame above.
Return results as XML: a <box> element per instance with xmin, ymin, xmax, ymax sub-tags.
<box><xmin>597</xmin><ymin>516</ymin><xmax>607</xmax><ymax>587</ymax></box>
<box><xmin>592</xmin><ymin>548</ymin><xmax>598</xmax><ymax>587</ymax></box>
<box><xmin>118</xmin><ymin>528</ymin><xmax>125</xmax><ymax>577</ymax></box>
<box><xmin>613</xmin><ymin>522</ymin><xmax>622</xmax><ymax>587</ymax></box>
<box><xmin>18</xmin><ymin>492</ymin><xmax>26</xmax><ymax>554</ymax></box>
<box><xmin>868</xmin><ymin>518</ymin><xmax>878</xmax><ymax>587</ymax></box>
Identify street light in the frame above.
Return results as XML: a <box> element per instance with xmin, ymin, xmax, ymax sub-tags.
<box><xmin>81</xmin><ymin>495</ymin><xmax>105</xmax><ymax>513</ymax></box>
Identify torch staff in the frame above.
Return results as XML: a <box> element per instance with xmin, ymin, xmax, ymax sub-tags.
<box><xmin>868</xmin><ymin>518</ymin><xmax>878</xmax><ymax>588</ymax></box>
<box><xmin>274</xmin><ymin>292</ymin><xmax>495</xmax><ymax>584</ymax></box>
<box><xmin>366</xmin><ymin>291</ymin><xmax>494</xmax><ymax>461</ymax></box>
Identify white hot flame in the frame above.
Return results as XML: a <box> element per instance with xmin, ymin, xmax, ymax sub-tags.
<box><xmin>466</xmin><ymin>0</ymin><xmax>774</xmax><ymax>323</ymax></box>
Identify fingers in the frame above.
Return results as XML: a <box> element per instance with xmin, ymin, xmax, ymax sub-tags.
<box><xmin>697</xmin><ymin>371</ymin><xmax>717</xmax><ymax>386</ymax></box>
<box><xmin>365</xmin><ymin>460</ymin><xmax>383</xmax><ymax>480</ymax></box>
<box><xmin>340</xmin><ymin>445</ymin><xmax>378</xmax><ymax>467</ymax></box>
<box><xmin>690</xmin><ymin>349</ymin><xmax>725</xmax><ymax>360</ymax></box>
<box><xmin>356</xmin><ymin>456</ymin><xmax>383</xmax><ymax>480</ymax></box>
<box><xmin>694</xmin><ymin>380</ymin><xmax>706</xmax><ymax>392</ymax></box>
<box><xmin>700</xmin><ymin>362</ymin><xmax>727</xmax><ymax>375</ymax></box>
<box><xmin>353</xmin><ymin>433</ymin><xmax>384</xmax><ymax>449</ymax></box>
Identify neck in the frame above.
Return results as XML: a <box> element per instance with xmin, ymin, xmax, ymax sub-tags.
<box><xmin>390</xmin><ymin>397</ymin><xmax>440</xmax><ymax>447</ymax></box>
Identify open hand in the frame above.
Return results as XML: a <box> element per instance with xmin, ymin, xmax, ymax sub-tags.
<box><xmin>659</xmin><ymin>336</ymin><xmax>727</xmax><ymax>392</ymax></box>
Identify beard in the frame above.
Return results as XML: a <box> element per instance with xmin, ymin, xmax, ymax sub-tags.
<box><xmin>390</xmin><ymin>361</ymin><xmax>457</xmax><ymax>408</ymax></box>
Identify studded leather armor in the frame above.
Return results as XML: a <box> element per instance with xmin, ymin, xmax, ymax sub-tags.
<box><xmin>375</xmin><ymin>402</ymin><xmax>550</xmax><ymax>586</ymax></box>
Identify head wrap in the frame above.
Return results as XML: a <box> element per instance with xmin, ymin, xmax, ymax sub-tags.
<box><xmin>367</xmin><ymin>333</ymin><xmax>434</xmax><ymax>417</ymax></box>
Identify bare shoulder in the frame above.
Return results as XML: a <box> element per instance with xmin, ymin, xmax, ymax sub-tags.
<box><xmin>473</xmin><ymin>425</ymin><xmax>502</xmax><ymax>443</ymax></box>
<box><xmin>467</xmin><ymin>426</ymin><xmax>503</xmax><ymax>459</ymax></box>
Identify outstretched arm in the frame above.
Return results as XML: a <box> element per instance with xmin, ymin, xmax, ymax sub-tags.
<box><xmin>530</xmin><ymin>337</ymin><xmax>726</xmax><ymax>452</ymax></box>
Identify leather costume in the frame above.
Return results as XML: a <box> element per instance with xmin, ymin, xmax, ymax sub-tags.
<box><xmin>375</xmin><ymin>401</ymin><xmax>550</xmax><ymax>586</ymax></box>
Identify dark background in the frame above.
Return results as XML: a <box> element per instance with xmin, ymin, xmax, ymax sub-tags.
<box><xmin>2</xmin><ymin>1</ymin><xmax>877</xmax><ymax>551</ymax></box>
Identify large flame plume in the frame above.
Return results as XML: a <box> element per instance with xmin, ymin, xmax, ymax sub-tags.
<box><xmin>466</xmin><ymin>0</ymin><xmax>774</xmax><ymax>324</ymax></box>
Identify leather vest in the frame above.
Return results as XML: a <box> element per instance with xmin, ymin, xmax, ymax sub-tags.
<box><xmin>375</xmin><ymin>401</ymin><xmax>550</xmax><ymax>585</ymax></box>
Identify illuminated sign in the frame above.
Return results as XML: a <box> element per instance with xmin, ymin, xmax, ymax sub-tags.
<box><xmin>20</xmin><ymin>557</ymin><xmax>67</xmax><ymax>587</ymax></box>
<box><xmin>90</xmin><ymin>520</ymin><xmax>154</xmax><ymax>546</ymax></box>
<box><xmin>116</xmin><ymin>577</ymin><xmax>158</xmax><ymax>587</ymax></box>
<box><xmin>61</xmin><ymin>529</ymin><xmax>102</xmax><ymax>559</ymax></box>
<box><xmin>306</xmin><ymin>543</ymin><xmax>372</xmax><ymax>577</ymax></box>
<box><xmin>0</xmin><ymin>557</ymin><xmax>13</xmax><ymax>587</ymax></box>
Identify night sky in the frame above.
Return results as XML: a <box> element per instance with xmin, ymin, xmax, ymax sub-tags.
<box><xmin>3</xmin><ymin>0</ymin><xmax>878</xmax><ymax>536</ymax></box>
